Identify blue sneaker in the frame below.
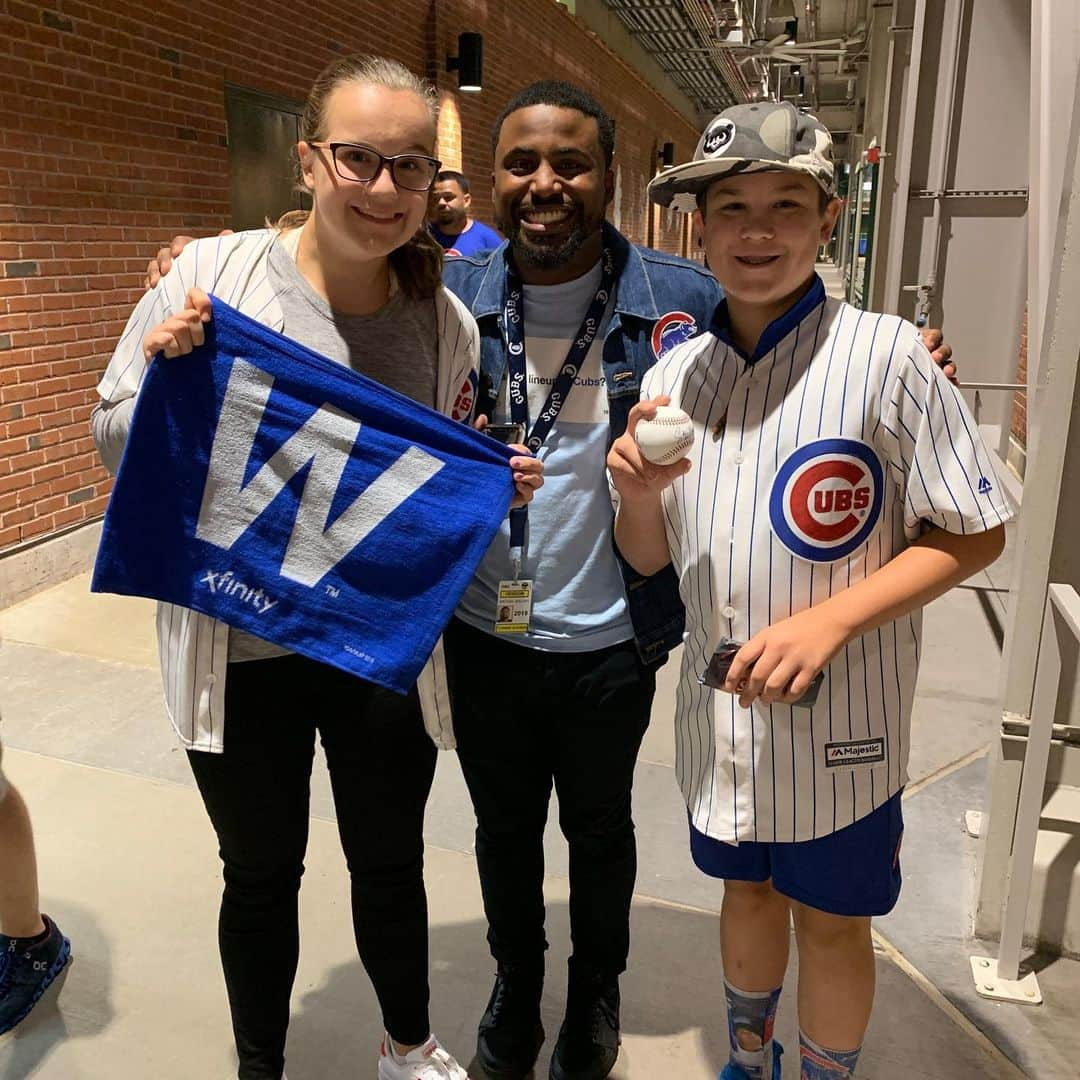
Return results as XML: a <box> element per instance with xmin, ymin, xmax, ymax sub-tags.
<box><xmin>0</xmin><ymin>914</ymin><xmax>71</xmax><ymax>1037</ymax></box>
<box><xmin>719</xmin><ymin>1040</ymin><xmax>784</xmax><ymax>1080</ymax></box>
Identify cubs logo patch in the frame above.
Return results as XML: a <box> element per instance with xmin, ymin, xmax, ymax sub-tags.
<box><xmin>451</xmin><ymin>370</ymin><xmax>478</xmax><ymax>422</ymax></box>
<box><xmin>702</xmin><ymin>117</ymin><xmax>736</xmax><ymax>157</ymax></box>
<box><xmin>651</xmin><ymin>311</ymin><xmax>698</xmax><ymax>359</ymax></box>
<box><xmin>769</xmin><ymin>438</ymin><xmax>884</xmax><ymax>562</ymax></box>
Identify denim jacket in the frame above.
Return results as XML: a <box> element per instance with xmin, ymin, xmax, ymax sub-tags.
<box><xmin>442</xmin><ymin>222</ymin><xmax>721</xmax><ymax>664</ymax></box>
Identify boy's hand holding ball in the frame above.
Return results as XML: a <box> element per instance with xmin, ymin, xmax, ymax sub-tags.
<box><xmin>608</xmin><ymin>397</ymin><xmax>694</xmax><ymax>501</ymax></box>
<box><xmin>633</xmin><ymin>405</ymin><xmax>695</xmax><ymax>465</ymax></box>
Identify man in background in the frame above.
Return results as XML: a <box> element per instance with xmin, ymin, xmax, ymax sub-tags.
<box><xmin>427</xmin><ymin>170</ymin><xmax>502</xmax><ymax>256</ymax></box>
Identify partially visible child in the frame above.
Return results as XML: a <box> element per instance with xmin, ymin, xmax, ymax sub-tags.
<box><xmin>608</xmin><ymin>102</ymin><xmax>1012</xmax><ymax>1079</ymax></box>
<box><xmin>0</xmin><ymin>725</ymin><xmax>71</xmax><ymax>1038</ymax></box>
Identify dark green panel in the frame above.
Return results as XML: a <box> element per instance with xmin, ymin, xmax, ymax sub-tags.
<box><xmin>224</xmin><ymin>85</ymin><xmax>311</xmax><ymax>232</ymax></box>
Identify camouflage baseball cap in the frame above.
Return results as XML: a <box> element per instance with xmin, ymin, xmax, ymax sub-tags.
<box><xmin>648</xmin><ymin>101</ymin><xmax>835</xmax><ymax>212</ymax></box>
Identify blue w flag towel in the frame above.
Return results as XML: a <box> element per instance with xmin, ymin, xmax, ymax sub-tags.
<box><xmin>92</xmin><ymin>297</ymin><xmax>514</xmax><ymax>693</ymax></box>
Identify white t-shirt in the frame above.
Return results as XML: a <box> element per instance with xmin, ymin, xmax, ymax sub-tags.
<box><xmin>457</xmin><ymin>262</ymin><xmax>634</xmax><ymax>652</ymax></box>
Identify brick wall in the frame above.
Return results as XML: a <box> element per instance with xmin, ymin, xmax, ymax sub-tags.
<box><xmin>1011</xmin><ymin>305</ymin><xmax>1027</xmax><ymax>450</ymax></box>
<box><xmin>1</xmin><ymin>0</ymin><xmax>701</xmax><ymax>551</ymax></box>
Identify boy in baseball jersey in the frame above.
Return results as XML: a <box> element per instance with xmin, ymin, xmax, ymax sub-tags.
<box><xmin>608</xmin><ymin>103</ymin><xmax>1012</xmax><ymax>1079</ymax></box>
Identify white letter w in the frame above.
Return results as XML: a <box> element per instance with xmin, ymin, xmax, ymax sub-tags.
<box><xmin>195</xmin><ymin>359</ymin><xmax>445</xmax><ymax>587</ymax></box>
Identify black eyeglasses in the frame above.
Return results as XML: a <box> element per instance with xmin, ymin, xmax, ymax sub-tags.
<box><xmin>306</xmin><ymin>141</ymin><xmax>441</xmax><ymax>192</ymax></box>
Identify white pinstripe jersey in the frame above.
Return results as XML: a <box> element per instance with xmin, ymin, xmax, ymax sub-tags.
<box><xmin>95</xmin><ymin>229</ymin><xmax>481</xmax><ymax>753</ymax></box>
<box><xmin>641</xmin><ymin>280</ymin><xmax>1013</xmax><ymax>843</ymax></box>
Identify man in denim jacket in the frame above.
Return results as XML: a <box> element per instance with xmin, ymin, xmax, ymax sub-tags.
<box><xmin>440</xmin><ymin>81</ymin><xmax>718</xmax><ymax>1080</ymax></box>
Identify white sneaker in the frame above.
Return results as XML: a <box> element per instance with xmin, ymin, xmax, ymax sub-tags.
<box><xmin>377</xmin><ymin>1033</ymin><xmax>469</xmax><ymax>1079</ymax></box>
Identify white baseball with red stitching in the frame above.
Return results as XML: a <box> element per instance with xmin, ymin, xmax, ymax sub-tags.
<box><xmin>634</xmin><ymin>405</ymin><xmax>695</xmax><ymax>465</ymax></box>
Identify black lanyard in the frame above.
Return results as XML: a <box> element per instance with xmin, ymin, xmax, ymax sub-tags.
<box><xmin>504</xmin><ymin>248</ymin><xmax>615</xmax><ymax>562</ymax></box>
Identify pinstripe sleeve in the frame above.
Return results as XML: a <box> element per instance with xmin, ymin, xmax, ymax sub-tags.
<box><xmin>434</xmin><ymin>286</ymin><xmax>481</xmax><ymax>423</ymax></box>
<box><xmin>881</xmin><ymin>334</ymin><xmax>1013</xmax><ymax>534</ymax></box>
<box><xmin>641</xmin><ymin>365</ymin><xmax>662</xmax><ymax>401</ymax></box>
<box><xmin>94</xmin><ymin>238</ymin><xmax>220</xmax><ymax>403</ymax></box>
<box><xmin>95</xmin><ymin>284</ymin><xmax>172</xmax><ymax>403</ymax></box>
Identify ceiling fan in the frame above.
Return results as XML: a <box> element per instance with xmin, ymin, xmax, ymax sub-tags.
<box><xmin>713</xmin><ymin>31</ymin><xmax>860</xmax><ymax>67</ymax></box>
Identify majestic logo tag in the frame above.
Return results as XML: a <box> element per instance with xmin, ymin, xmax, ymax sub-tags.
<box><xmin>769</xmin><ymin>438</ymin><xmax>884</xmax><ymax>563</ymax></box>
<box><xmin>825</xmin><ymin>738</ymin><xmax>886</xmax><ymax>769</ymax></box>
<box><xmin>651</xmin><ymin>311</ymin><xmax>698</xmax><ymax>359</ymax></box>
<box><xmin>195</xmin><ymin>359</ymin><xmax>445</xmax><ymax>588</ymax></box>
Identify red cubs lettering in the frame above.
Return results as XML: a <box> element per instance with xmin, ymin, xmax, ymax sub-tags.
<box><xmin>790</xmin><ymin>460</ymin><xmax>868</xmax><ymax>542</ymax></box>
<box><xmin>451</xmin><ymin>377</ymin><xmax>475</xmax><ymax>421</ymax></box>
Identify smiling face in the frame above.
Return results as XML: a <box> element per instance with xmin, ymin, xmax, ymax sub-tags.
<box><xmin>298</xmin><ymin>82</ymin><xmax>436</xmax><ymax>264</ymax></box>
<box><xmin>492</xmin><ymin>104</ymin><xmax>613</xmax><ymax>283</ymax></box>
<box><xmin>694</xmin><ymin>171</ymin><xmax>840</xmax><ymax>318</ymax></box>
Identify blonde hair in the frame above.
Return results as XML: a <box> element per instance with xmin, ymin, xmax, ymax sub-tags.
<box><xmin>276</xmin><ymin>54</ymin><xmax>444</xmax><ymax>300</ymax></box>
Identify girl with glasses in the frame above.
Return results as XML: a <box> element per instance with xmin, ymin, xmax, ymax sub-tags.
<box><xmin>92</xmin><ymin>54</ymin><xmax>541</xmax><ymax>1080</ymax></box>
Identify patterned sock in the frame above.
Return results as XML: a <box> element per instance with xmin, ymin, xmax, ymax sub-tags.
<box><xmin>799</xmin><ymin>1029</ymin><xmax>861</xmax><ymax>1079</ymax></box>
<box><xmin>724</xmin><ymin>981</ymin><xmax>782</xmax><ymax>1079</ymax></box>
<box><xmin>0</xmin><ymin>923</ymin><xmax>49</xmax><ymax>949</ymax></box>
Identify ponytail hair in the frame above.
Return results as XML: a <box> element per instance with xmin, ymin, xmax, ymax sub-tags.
<box><xmin>389</xmin><ymin>227</ymin><xmax>444</xmax><ymax>300</ymax></box>
<box><xmin>275</xmin><ymin>54</ymin><xmax>444</xmax><ymax>300</ymax></box>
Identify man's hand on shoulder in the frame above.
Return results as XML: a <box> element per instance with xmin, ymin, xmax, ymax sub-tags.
<box><xmin>144</xmin><ymin>230</ymin><xmax>233</xmax><ymax>291</ymax></box>
<box><xmin>920</xmin><ymin>327</ymin><xmax>957</xmax><ymax>384</ymax></box>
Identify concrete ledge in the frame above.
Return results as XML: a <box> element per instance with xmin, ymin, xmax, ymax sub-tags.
<box><xmin>0</xmin><ymin>519</ymin><xmax>102</xmax><ymax>610</ymax></box>
<box><xmin>1006</xmin><ymin>433</ymin><xmax>1027</xmax><ymax>483</ymax></box>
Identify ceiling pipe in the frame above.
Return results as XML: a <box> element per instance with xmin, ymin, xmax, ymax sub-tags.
<box><xmin>681</xmin><ymin>0</ymin><xmax>755</xmax><ymax>104</ymax></box>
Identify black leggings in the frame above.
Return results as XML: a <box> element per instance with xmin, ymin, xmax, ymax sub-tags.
<box><xmin>187</xmin><ymin>654</ymin><xmax>437</xmax><ymax>1080</ymax></box>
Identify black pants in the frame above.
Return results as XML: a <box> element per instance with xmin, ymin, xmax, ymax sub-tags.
<box><xmin>187</xmin><ymin>654</ymin><xmax>436</xmax><ymax>1080</ymax></box>
<box><xmin>444</xmin><ymin>618</ymin><xmax>655</xmax><ymax>982</ymax></box>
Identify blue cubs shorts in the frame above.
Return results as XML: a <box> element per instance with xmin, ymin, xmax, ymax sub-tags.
<box><xmin>689</xmin><ymin>790</ymin><xmax>904</xmax><ymax>917</ymax></box>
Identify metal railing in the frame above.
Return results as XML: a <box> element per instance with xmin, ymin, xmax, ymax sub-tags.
<box><xmin>971</xmin><ymin>583</ymin><xmax>1080</xmax><ymax>1004</ymax></box>
<box><xmin>959</xmin><ymin>381</ymin><xmax>1025</xmax><ymax>426</ymax></box>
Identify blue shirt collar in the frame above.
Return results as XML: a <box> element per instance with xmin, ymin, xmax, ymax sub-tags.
<box><xmin>467</xmin><ymin>223</ymin><xmax>660</xmax><ymax>323</ymax></box>
<box><xmin>709</xmin><ymin>274</ymin><xmax>826</xmax><ymax>362</ymax></box>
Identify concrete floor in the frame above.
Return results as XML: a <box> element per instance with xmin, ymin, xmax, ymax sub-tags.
<box><xmin>3</xmin><ymin>528</ymin><xmax>1077</xmax><ymax>1079</ymax></box>
<box><xmin>2</xmin><ymin>277</ymin><xmax>1076</xmax><ymax>1077</ymax></box>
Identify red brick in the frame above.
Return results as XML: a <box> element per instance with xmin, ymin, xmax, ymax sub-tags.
<box><xmin>16</xmin><ymin>482</ymin><xmax>52</xmax><ymax>506</ymax></box>
<box><xmin>2</xmin><ymin>506</ymin><xmax>34</xmax><ymax>527</ymax></box>
<box><xmin>31</xmin><ymin>462</ymin><xmax>65</xmax><ymax>484</ymax></box>
<box><xmin>2</xmin><ymin>0</ymin><xmax>698</xmax><ymax>538</ymax></box>
<box><xmin>19</xmin><ymin>516</ymin><xmax>54</xmax><ymax>540</ymax></box>
<box><xmin>51</xmin><ymin>505</ymin><xmax>90</xmax><ymax>528</ymax></box>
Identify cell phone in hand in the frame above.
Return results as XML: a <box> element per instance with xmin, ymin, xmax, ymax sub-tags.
<box><xmin>484</xmin><ymin>422</ymin><xmax>526</xmax><ymax>445</ymax></box>
<box><xmin>699</xmin><ymin>637</ymin><xmax>824</xmax><ymax>708</ymax></box>
<box><xmin>699</xmin><ymin>637</ymin><xmax>742</xmax><ymax>690</ymax></box>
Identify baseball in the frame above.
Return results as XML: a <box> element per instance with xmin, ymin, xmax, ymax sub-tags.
<box><xmin>634</xmin><ymin>405</ymin><xmax>695</xmax><ymax>465</ymax></box>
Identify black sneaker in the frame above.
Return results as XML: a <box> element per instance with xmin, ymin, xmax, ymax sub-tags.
<box><xmin>548</xmin><ymin>975</ymin><xmax>619</xmax><ymax>1080</ymax></box>
<box><xmin>0</xmin><ymin>914</ymin><xmax>71</xmax><ymax>1037</ymax></box>
<box><xmin>475</xmin><ymin>965</ymin><xmax>545</xmax><ymax>1080</ymax></box>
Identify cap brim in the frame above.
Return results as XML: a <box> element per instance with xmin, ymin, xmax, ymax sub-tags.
<box><xmin>647</xmin><ymin>158</ymin><xmax>832</xmax><ymax>212</ymax></box>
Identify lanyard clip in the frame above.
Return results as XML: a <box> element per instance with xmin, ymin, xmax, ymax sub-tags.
<box><xmin>510</xmin><ymin>546</ymin><xmax>523</xmax><ymax>581</ymax></box>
